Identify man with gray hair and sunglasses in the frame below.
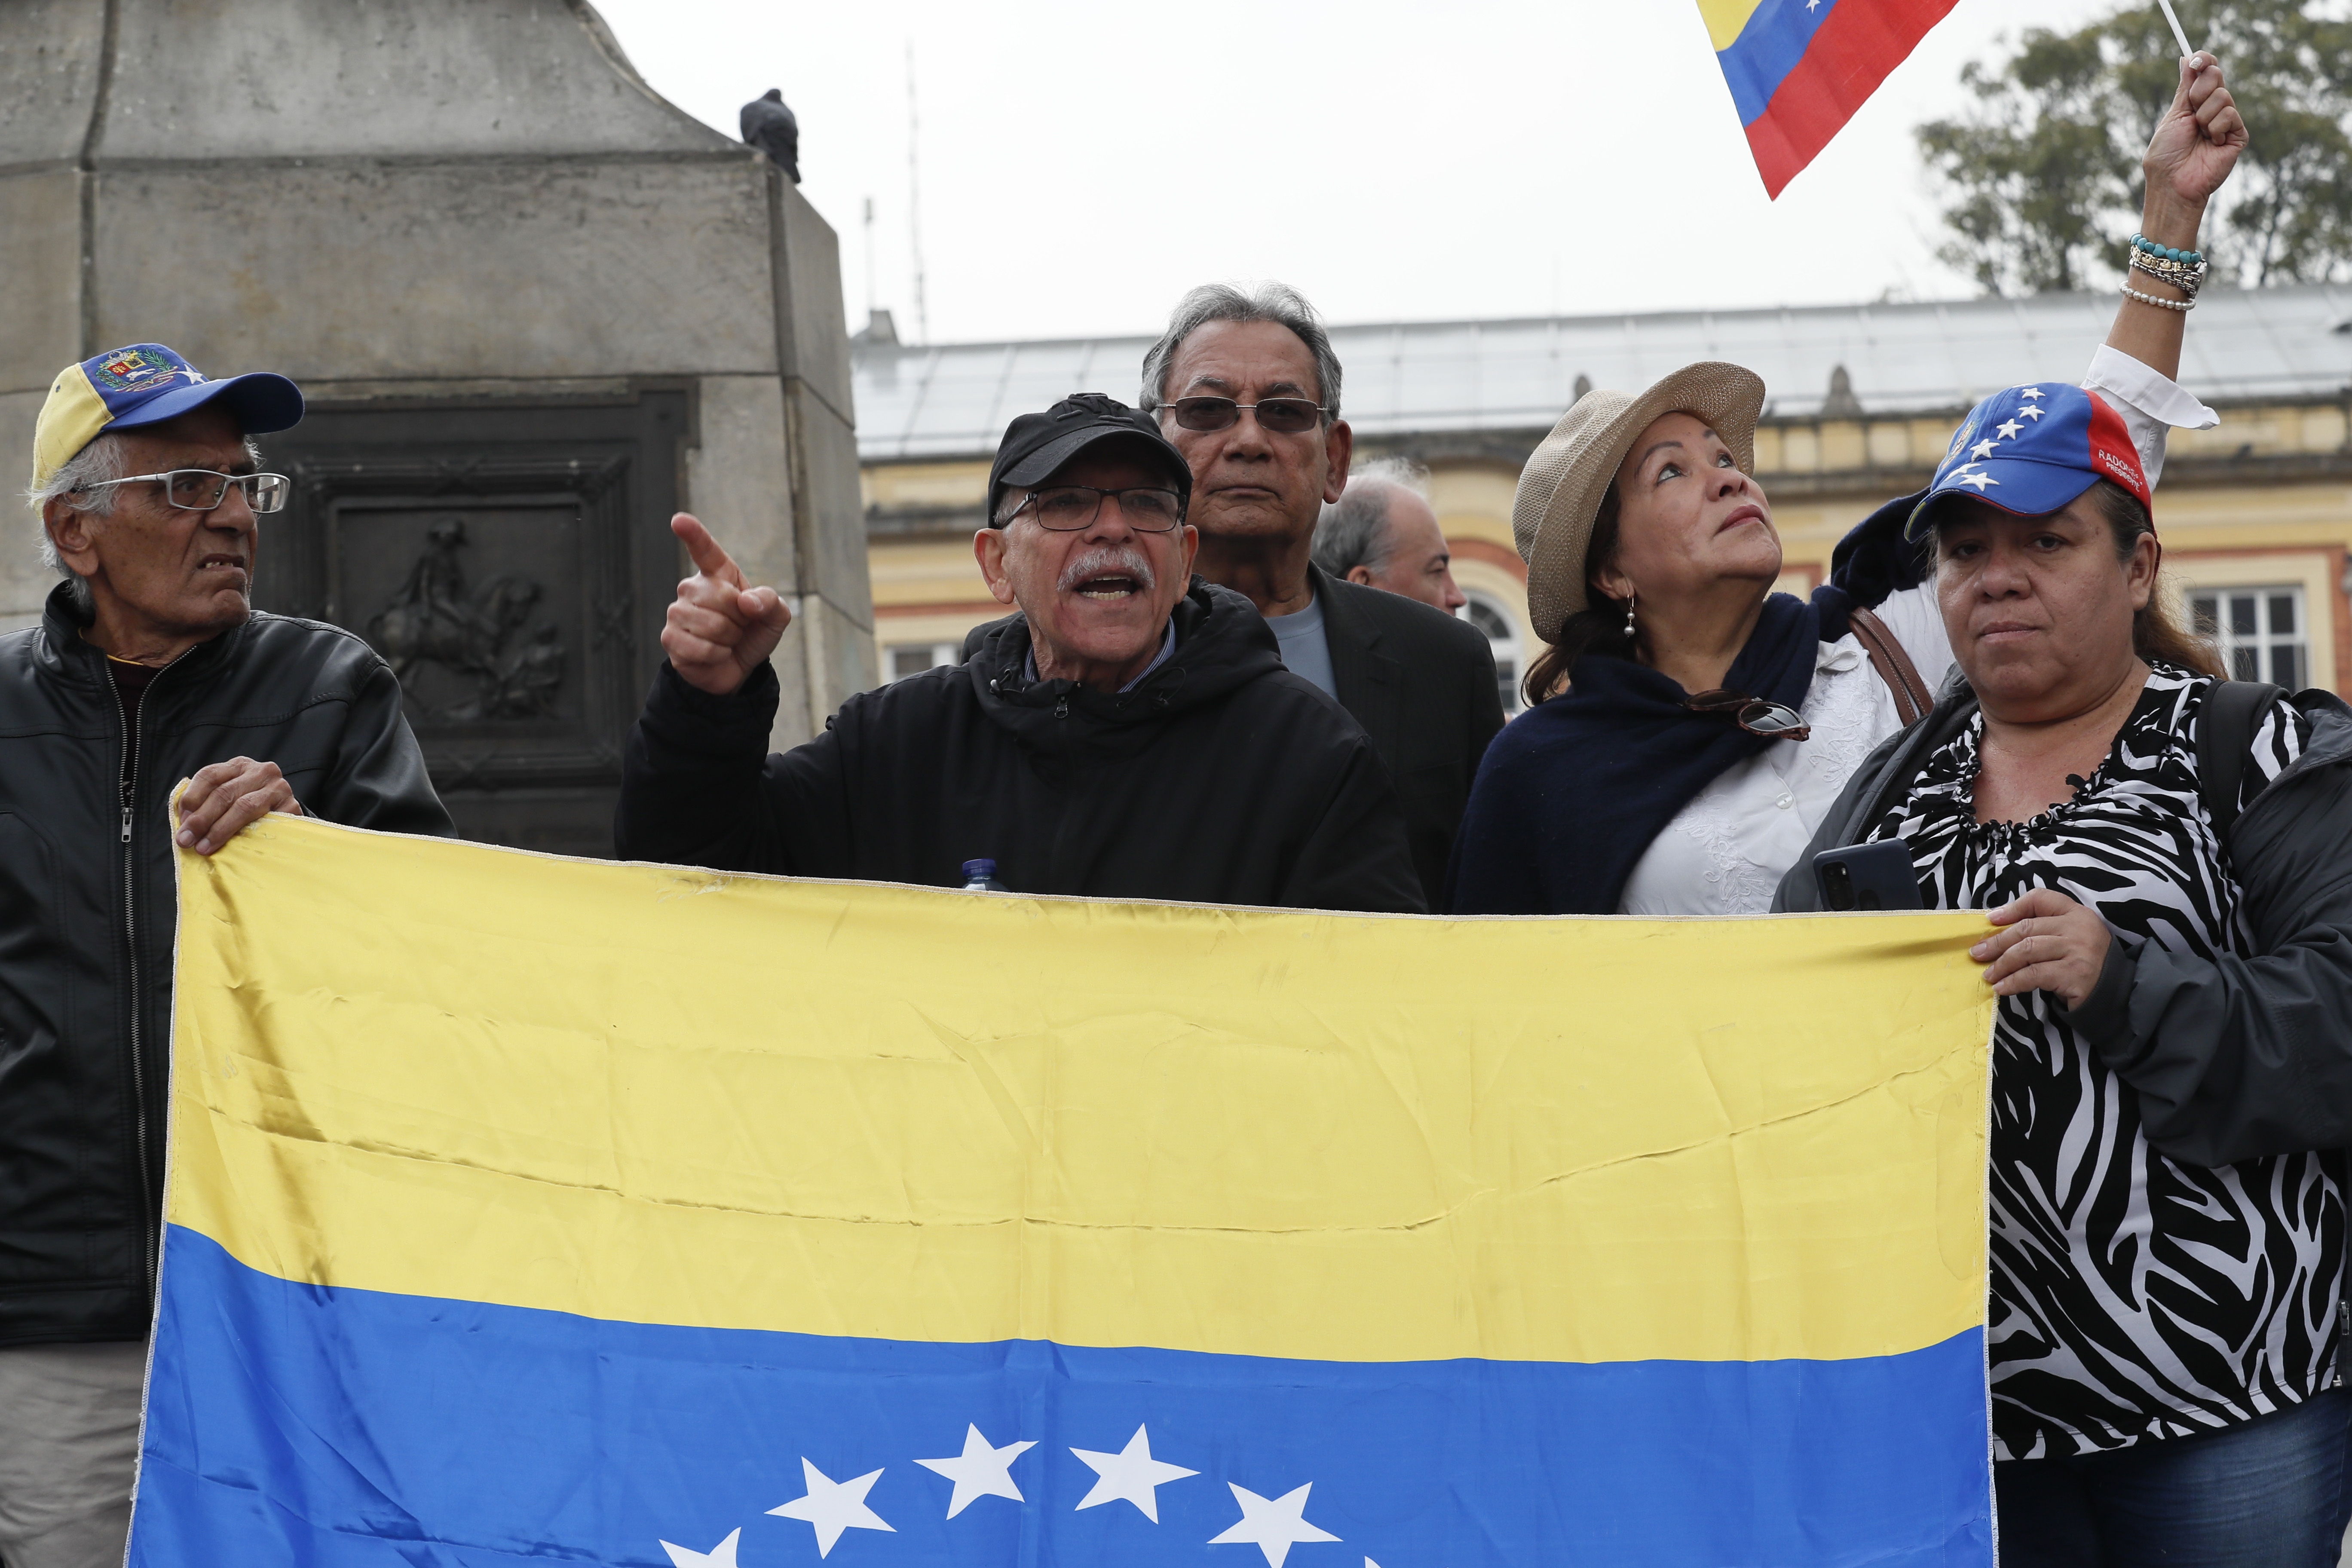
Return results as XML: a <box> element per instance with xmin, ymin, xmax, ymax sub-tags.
<box><xmin>1</xmin><ymin>344</ymin><xmax>449</xmax><ymax>1568</ymax></box>
<box><xmin>1140</xmin><ymin>284</ymin><xmax>1504</xmax><ymax>904</ymax></box>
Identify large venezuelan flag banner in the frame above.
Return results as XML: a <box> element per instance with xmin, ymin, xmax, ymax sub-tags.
<box><xmin>135</xmin><ymin>815</ymin><xmax>1997</xmax><ymax>1567</ymax></box>
<box><xmin>1701</xmin><ymin>0</ymin><xmax>1963</xmax><ymax>196</ymax></box>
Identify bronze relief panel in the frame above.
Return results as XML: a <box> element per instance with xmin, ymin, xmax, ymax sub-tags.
<box><xmin>254</xmin><ymin>388</ymin><xmax>692</xmax><ymax>854</ymax></box>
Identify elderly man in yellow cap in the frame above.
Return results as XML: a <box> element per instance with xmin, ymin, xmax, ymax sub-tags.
<box><xmin>0</xmin><ymin>344</ymin><xmax>451</xmax><ymax>1568</ymax></box>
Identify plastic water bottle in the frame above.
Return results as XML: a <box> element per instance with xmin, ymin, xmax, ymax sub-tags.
<box><xmin>959</xmin><ymin>858</ymin><xmax>1009</xmax><ymax>893</ymax></box>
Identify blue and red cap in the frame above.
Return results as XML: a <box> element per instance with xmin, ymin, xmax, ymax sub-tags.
<box><xmin>1904</xmin><ymin>381</ymin><xmax>2151</xmax><ymax>542</ymax></box>
<box><xmin>31</xmin><ymin>343</ymin><xmax>304</xmax><ymax>493</ymax></box>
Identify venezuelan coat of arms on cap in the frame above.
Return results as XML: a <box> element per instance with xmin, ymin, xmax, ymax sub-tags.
<box><xmin>92</xmin><ymin>349</ymin><xmax>182</xmax><ymax>392</ymax></box>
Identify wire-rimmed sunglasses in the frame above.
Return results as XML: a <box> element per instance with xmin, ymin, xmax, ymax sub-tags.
<box><xmin>1004</xmin><ymin>485</ymin><xmax>1185</xmax><ymax>533</ymax></box>
<box><xmin>1161</xmin><ymin>396</ymin><xmax>1326</xmax><ymax>435</ymax></box>
<box><xmin>1682</xmin><ymin>688</ymin><xmax>1811</xmax><ymax>741</ymax></box>
<box><xmin>75</xmin><ymin>469</ymin><xmax>290</xmax><ymax>514</ymax></box>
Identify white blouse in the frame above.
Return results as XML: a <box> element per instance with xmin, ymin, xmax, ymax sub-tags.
<box><xmin>1613</xmin><ymin>347</ymin><xmax>2214</xmax><ymax>918</ymax></box>
<box><xmin>1617</xmin><ymin>598</ymin><xmax>1948</xmax><ymax>916</ymax></box>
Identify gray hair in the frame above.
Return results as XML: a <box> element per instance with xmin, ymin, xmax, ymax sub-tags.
<box><xmin>24</xmin><ymin>433</ymin><xmax>132</xmax><ymax>617</ymax></box>
<box><xmin>1138</xmin><ymin>282</ymin><xmax>1343</xmax><ymax>423</ymax></box>
<box><xmin>23</xmin><ymin>431</ymin><xmax>264</xmax><ymax>618</ymax></box>
<box><xmin>1312</xmin><ymin>457</ymin><xmax>1431</xmax><ymax>578</ymax></box>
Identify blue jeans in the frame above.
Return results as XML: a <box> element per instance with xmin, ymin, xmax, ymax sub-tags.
<box><xmin>1995</xmin><ymin>1387</ymin><xmax>2352</xmax><ymax>1567</ymax></box>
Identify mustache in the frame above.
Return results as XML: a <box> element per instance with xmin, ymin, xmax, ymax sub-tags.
<box><xmin>1057</xmin><ymin>545</ymin><xmax>1156</xmax><ymax>595</ymax></box>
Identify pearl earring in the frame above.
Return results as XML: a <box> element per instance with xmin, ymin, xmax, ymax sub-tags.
<box><xmin>1623</xmin><ymin>594</ymin><xmax>1637</xmax><ymax>639</ymax></box>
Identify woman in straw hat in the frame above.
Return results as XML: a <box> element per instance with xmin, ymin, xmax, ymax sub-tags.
<box><xmin>1448</xmin><ymin>52</ymin><xmax>2244</xmax><ymax>921</ymax></box>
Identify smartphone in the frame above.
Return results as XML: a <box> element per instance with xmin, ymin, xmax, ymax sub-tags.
<box><xmin>1812</xmin><ymin>841</ymin><xmax>1923</xmax><ymax>912</ymax></box>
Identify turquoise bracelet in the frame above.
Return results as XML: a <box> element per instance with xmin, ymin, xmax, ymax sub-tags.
<box><xmin>2131</xmin><ymin>232</ymin><xmax>2205</xmax><ymax>266</ymax></box>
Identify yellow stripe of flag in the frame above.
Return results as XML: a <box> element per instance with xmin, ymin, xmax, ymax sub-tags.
<box><xmin>1695</xmin><ymin>0</ymin><xmax>1771</xmax><ymax>51</ymax></box>
<box><xmin>168</xmin><ymin>814</ymin><xmax>1991</xmax><ymax>1367</ymax></box>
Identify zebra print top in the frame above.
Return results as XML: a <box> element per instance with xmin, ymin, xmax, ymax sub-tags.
<box><xmin>1862</xmin><ymin>665</ymin><xmax>2345</xmax><ymax>1460</ymax></box>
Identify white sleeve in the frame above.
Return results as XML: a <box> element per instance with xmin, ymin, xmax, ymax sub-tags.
<box><xmin>1868</xmin><ymin>584</ymin><xmax>1955</xmax><ymax>699</ymax></box>
<box><xmin>2081</xmin><ymin>344</ymin><xmax>2218</xmax><ymax>490</ymax></box>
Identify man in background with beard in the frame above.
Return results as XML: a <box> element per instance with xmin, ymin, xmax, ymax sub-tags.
<box><xmin>615</xmin><ymin>393</ymin><xmax>1423</xmax><ymax>913</ymax></box>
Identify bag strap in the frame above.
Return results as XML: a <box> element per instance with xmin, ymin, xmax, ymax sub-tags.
<box><xmin>2198</xmin><ymin>679</ymin><xmax>2287</xmax><ymax>842</ymax></box>
<box><xmin>1849</xmin><ymin>606</ymin><xmax>1935</xmax><ymax>727</ymax></box>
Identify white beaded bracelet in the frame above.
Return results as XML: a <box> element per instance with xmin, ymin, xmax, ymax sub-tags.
<box><xmin>2120</xmin><ymin>282</ymin><xmax>2193</xmax><ymax>312</ymax></box>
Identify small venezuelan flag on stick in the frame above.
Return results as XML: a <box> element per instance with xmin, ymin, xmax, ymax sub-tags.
<box><xmin>1702</xmin><ymin>0</ymin><xmax>1963</xmax><ymax>197</ymax></box>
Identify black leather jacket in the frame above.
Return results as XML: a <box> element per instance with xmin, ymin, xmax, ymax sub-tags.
<box><xmin>0</xmin><ymin>586</ymin><xmax>452</xmax><ymax>1348</ymax></box>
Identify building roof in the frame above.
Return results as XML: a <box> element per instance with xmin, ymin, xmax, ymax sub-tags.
<box><xmin>853</xmin><ymin>284</ymin><xmax>2352</xmax><ymax>462</ymax></box>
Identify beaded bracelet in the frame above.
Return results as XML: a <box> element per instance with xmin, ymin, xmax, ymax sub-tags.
<box><xmin>2130</xmin><ymin>248</ymin><xmax>2203</xmax><ymax>278</ymax></box>
<box><xmin>2131</xmin><ymin>232</ymin><xmax>2205</xmax><ymax>267</ymax></box>
<box><xmin>2128</xmin><ymin>249</ymin><xmax>2206</xmax><ymax>299</ymax></box>
<box><xmin>2120</xmin><ymin>282</ymin><xmax>2194</xmax><ymax>312</ymax></box>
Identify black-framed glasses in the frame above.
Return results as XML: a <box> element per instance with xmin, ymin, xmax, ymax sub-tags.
<box><xmin>1162</xmin><ymin>396</ymin><xmax>1326</xmax><ymax>435</ymax></box>
<box><xmin>1007</xmin><ymin>485</ymin><xmax>1185</xmax><ymax>533</ymax></box>
<box><xmin>1683</xmin><ymin>689</ymin><xmax>1811</xmax><ymax>741</ymax></box>
<box><xmin>77</xmin><ymin>469</ymin><xmax>289</xmax><ymax>514</ymax></box>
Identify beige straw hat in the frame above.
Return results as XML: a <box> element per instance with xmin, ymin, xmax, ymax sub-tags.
<box><xmin>1513</xmin><ymin>361</ymin><xmax>1768</xmax><ymax>640</ymax></box>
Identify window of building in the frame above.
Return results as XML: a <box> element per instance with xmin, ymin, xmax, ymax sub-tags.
<box><xmin>887</xmin><ymin>642</ymin><xmax>961</xmax><ymax>682</ymax></box>
<box><xmin>2188</xmin><ymin>586</ymin><xmax>2307</xmax><ymax>688</ymax></box>
<box><xmin>1462</xmin><ymin>592</ymin><xmax>1525</xmax><ymax>716</ymax></box>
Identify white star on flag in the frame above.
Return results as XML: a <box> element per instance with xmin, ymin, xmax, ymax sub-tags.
<box><xmin>1209</xmin><ymin>1481</ymin><xmax>1342</xmax><ymax>1568</ymax></box>
<box><xmin>916</xmin><ymin>1424</ymin><xmax>1036</xmax><ymax>1519</ymax></box>
<box><xmin>1969</xmin><ymin>439</ymin><xmax>1998</xmax><ymax>460</ymax></box>
<box><xmin>768</xmin><ymin>1458</ymin><xmax>895</xmax><ymax>1559</ymax></box>
<box><xmin>2017</xmin><ymin>404</ymin><xmax>2044</xmax><ymax>420</ymax></box>
<box><xmin>2019</xmin><ymin>386</ymin><xmax>2045</xmax><ymax>399</ymax></box>
<box><xmin>1954</xmin><ymin>469</ymin><xmax>1999</xmax><ymax>490</ymax></box>
<box><xmin>659</xmin><ymin>1529</ymin><xmax>741</xmax><ymax>1568</ymax></box>
<box><xmin>1071</xmin><ymin>1424</ymin><xmax>1198</xmax><ymax>1522</ymax></box>
<box><xmin>1995</xmin><ymin>419</ymin><xmax>2024</xmax><ymax>440</ymax></box>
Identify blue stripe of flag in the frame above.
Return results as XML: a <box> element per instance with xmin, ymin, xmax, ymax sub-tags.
<box><xmin>133</xmin><ymin>1227</ymin><xmax>1992</xmax><ymax>1567</ymax></box>
<box><xmin>1718</xmin><ymin>0</ymin><xmax>1844</xmax><ymax>125</ymax></box>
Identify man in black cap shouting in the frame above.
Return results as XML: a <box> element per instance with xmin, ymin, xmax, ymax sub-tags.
<box><xmin>615</xmin><ymin>393</ymin><xmax>1422</xmax><ymax>912</ymax></box>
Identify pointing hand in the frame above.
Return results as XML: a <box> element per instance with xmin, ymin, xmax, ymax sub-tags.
<box><xmin>661</xmin><ymin>514</ymin><xmax>793</xmax><ymax>697</ymax></box>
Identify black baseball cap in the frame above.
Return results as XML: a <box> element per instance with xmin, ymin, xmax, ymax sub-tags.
<box><xmin>985</xmin><ymin>392</ymin><xmax>1191</xmax><ymax>526</ymax></box>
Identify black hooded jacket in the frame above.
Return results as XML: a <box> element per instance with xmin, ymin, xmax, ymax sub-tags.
<box><xmin>0</xmin><ymin>585</ymin><xmax>452</xmax><ymax>1349</ymax></box>
<box><xmin>616</xmin><ymin>579</ymin><xmax>1425</xmax><ymax>913</ymax></box>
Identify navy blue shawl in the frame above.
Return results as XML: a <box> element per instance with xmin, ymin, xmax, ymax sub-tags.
<box><xmin>1446</xmin><ymin>586</ymin><xmax>1854</xmax><ymax>915</ymax></box>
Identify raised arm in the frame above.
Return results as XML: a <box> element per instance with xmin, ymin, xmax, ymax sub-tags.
<box><xmin>2103</xmin><ymin>52</ymin><xmax>2245</xmax><ymax>382</ymax></box>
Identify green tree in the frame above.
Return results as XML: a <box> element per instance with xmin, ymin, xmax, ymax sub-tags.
<box><xmin>1917</xmin><ymin>0</ymin><xmax>2352</xmax><ymax>293</ymax></box>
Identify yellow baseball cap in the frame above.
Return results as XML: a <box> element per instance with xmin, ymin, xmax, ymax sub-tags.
<box><xmin>32</xmin><ymin>343</ymin><xmax>304</xmax><ymax>493</ymax></box>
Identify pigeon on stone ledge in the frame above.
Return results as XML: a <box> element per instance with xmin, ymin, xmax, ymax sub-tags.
<box><xmin>740</xmin><ymin>89</ymin><xmax>800</xmax><ymax>183</ymax></box>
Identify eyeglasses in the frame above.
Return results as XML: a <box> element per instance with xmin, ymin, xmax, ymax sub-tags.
<box><xmin>76</xmin><ymin>470</ymin><xmax>290</xmax><ymax>514</ymax></box>
<box><xmin>1007</xmin><ymin>485</ymin><xmax>1185</xmax><ymax>533</ymax></box>
<box><xmin>1162</xmin><ymin>396</ymin><xmax>1326</xmax><ymax>435</ymax></box>
<box><xmin>1683</xmin><ymin>689</ymin><xmax>1811</xmax><ymax>741</ymax></box>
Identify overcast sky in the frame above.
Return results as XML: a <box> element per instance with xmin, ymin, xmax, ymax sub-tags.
<box><xmin>594</xmin><ymin>0</ymin><xmax>2135</xmax><ymax>343</ymax></box>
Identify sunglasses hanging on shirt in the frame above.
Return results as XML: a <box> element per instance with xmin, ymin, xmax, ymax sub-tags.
<box><xmin>1682</xmin><ymin>689</ymin><xmax>1811</xmax><ymax>742</ymax></box>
